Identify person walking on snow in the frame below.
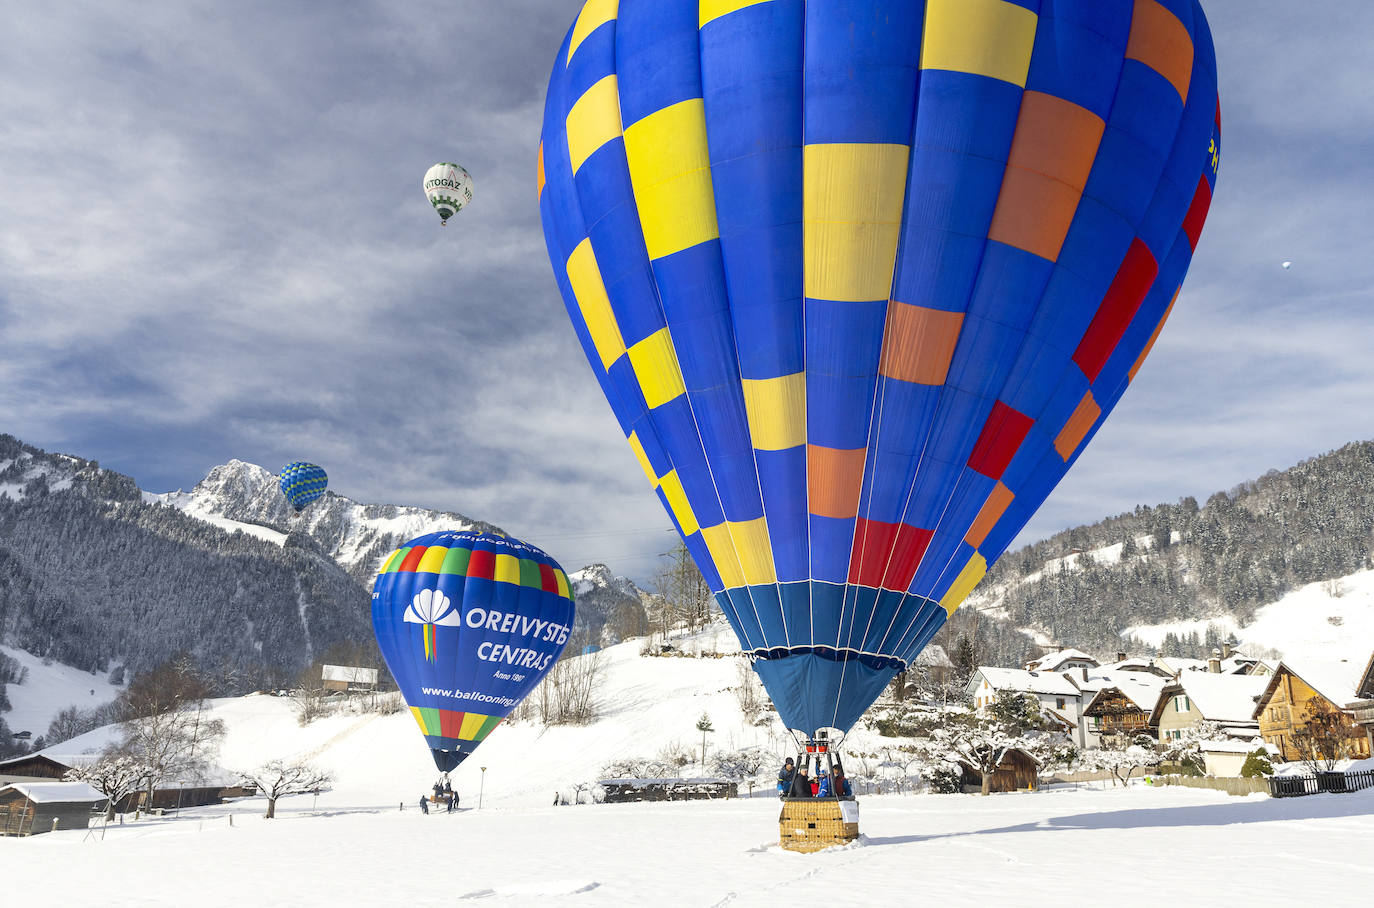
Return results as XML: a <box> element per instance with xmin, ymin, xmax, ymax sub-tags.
<box><xmin>419</xmin><ymin>796</ymin><xmax>429</xmax><ymax>815</ymax></box>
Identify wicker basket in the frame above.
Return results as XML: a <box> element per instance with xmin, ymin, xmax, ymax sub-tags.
<box><xmin>778</xmin><ymin>798</ymin><xmax>859</xmax><ymax>853</ymax></box>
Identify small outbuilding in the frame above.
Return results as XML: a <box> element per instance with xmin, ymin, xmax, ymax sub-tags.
<box><xmin>0</xmin><ymin>781</ymin><xmax>106</xmax><ymax>836</ymax></box>
<box><xmin>958</xmin><ymin>749</ymin><xmax>1040</xmax><ymax>794</ymax></box>
<box><xmin>0</xmin><ymin>753</ymin><xmax>76</xmax><ymax>786</ymax></box>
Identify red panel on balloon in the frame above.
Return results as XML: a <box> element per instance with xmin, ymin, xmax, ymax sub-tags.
<box><xmin>439</xmin><ymin>709</ymin><xmax>466</xmax><ymax>739</ymax></box>
<box><xmin>1072</xmin><ymin>238</ymin><xmax>1159</xmax><ymax>381</ymax></box>
<box><xmin>398</xmin><ymin>547</ymin><xmax>428</xmax><ymax>573</ymax></box>
<box><xmin>847</xmin><ymin>520</ymin><xmax>933</xmax><ymax>590</ymax></box>
<box><xmin>538</xmin><ymin>563</ymin><xmax>559</xmax><ymax>593</ymax></box>
<box><xmin>467</xmin><ymin>549</ymin><xmax>496</xmax><ymax>580</ymax></box>
<box><xmin>1182</xmin><ymin>174</ymin><xmax>1212</xmax><ymax>251</ymax></box>
<box><xmin>967</xmin><ymin>401</ymin><xmax>1034</xmax><ymax>480</ymax></box>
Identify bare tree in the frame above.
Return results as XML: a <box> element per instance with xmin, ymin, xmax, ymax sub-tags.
<box><xmin>733</xmin><ymin>659</ymin><xmax>767</xmax><ymax>723</ymax></box>
<box><xmin>535</xmin><ymin>650</ymin><xmax>606</xmax><ymax>725</ymax></box>
<box><xmin>115</xmin><ymin>694</ymin><xmax>226</xmax><ymax>813</ymax></box>
<box><xmin>64</xmin><ymin>755</ymin><xmax>152</xmax><ymax>821</ymax></box>
<box><xmin>1291</xmin><ymin>701</ymin><xmax>1363</xmax><ymax>773</ymax></box>
<box><xmin>652</xmin><ymin>542</ymin><xmax>713</xmax><ymax>636</ymax></box>
<box><xmin>238</xmin><ymin>760</ymin><xmax>334</xmax><ymax>819</ymax></box>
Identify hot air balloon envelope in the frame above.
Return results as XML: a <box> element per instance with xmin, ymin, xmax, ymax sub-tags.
<box><xmin>278</xmin><ymin>462</ymin><xmax>327</xmax><ymax>513</ymax></box>
<box><xmin>423</xmin><ymin>162</ymin><xmax>474</xmax><ymax>225</ymax></box>
<box><xmin>371</xmin><ymin>531</ymin><xmax>576</xmax><ymax>772</ymax></box>
<box><xmin>539</xmin><ymin>0</ymin><xmax>1219</xmax><ymax>736</ymax></box>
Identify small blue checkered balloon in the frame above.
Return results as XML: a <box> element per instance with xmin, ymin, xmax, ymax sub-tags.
<box><xmin>278</xmin><ymin>462</ymin><xmax>328</xmax><ymax>513</ymax></box>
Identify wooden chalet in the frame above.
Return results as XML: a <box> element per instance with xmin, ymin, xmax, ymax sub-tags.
<box><xmin>1084</xmin><ymin>686</ymin><xmax>1154</xmax><ymax>745</ymax></box>
<box><xmin>1253</xmin><ymin>656</ymin><xmax>1373</xmax><ymax>763</ymax></box>
<box><xmin>0</xmin><ymin>781</ymin><xmax>106</xmax><ymax>836</ymax></box>
<box><xmin>958</xmin><ymin>749</ymin><xmax>1039</xmax><ymax>794</ymax></box>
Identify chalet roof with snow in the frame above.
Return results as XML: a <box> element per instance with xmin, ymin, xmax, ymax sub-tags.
<box><xmin>1081</xmin><ymin>670</ymin><xmax>1168</xmax><ymax>712</ymax></box>
<box><xmin>1025</xmin><ymin>648</ymin><xmax>1099</xmax><ymax>672</ymax></box>
<box><xmin>968</xmin><ymin>667</ymin><xmax>1080</xmax><ymax>699</ymax></box>
<box><xmin>1101</xmin><ymin>657</ymin><xmax>1174</xmax><ymax>678</ymax></box>
<box><xmin>1150</xmin><ymin>672</ymin><xmax>1269</xmax><ymax>725</ymax></box>
<box><xmin>0</xmin><ymin>781</ymin><xmax>106</xmax><ymax>803</ymax></box>
<box><xmin>914</xmin><ymin>644</ymin><xmax>954</xmax><ymax>670</ymax></box>
<box><xmin>1253</xmin><ymin>655</ymin><xmax>1373</xmax><ymax>717</ymax></box>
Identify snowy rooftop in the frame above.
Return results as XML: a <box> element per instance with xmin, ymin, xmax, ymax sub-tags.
<box><xmin>1025</xmin><ymin>648</ymin><xmax>1099</xmax><ymax>672</ymax></box>
<box><xmin>1</xmin><ymin>781</ymin><xmax>106</xmax><ymax>803</ymax></box>
<box><xmin>1276</xmin><ymin>656</ymin><xmax>1371</xmax><ymax>709</ymax></box>
<box><xmin>1082</xmin><ymin>670</ymin><xmax>1168</xmax><ymax>711</ymax></box>
<box><xmin>914</xmin><ymin>644</ymin><xmax>954</xmax><ymax>669</ymax></box>
<box><xmin>1171</xmin><ymin>672</ymin><xmax>1270</xmax><ymax>723</ymax></box>
<box><xmin>972</xmin><ymin>667</ymin><xmax>1080</xmax><ymax>698</ymax></box>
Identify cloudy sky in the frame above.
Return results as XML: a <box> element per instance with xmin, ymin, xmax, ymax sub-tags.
<box><xmin>2</xmin><ymin>1</ymin><xmax>1372</xmax><ymax>583</ymax></box>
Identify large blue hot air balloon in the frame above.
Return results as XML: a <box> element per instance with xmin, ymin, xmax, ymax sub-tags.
<box><xmin>539</xmin><ymin>0</ymin><xmax>1220</xmax><ymax>738</ymax></box>
<box><xmin>371</xmin><ymin>531</ymin><xmax>577</xmax><ymax>772</ymax></box>
<box><xmin>278</xmin><ymin>462</ymin><xmax>328</xmax><ymax>513</ymax></box>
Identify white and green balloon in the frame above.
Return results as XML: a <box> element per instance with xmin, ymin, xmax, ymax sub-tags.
<box><xmin>423</xmin><ymin>163</ymin><xmax>474</xmax><ymax>225</ymax></box>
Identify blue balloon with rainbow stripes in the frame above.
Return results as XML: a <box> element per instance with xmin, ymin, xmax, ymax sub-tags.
<box><xmin>371</xmin><ymin>531</ymin><xmax>577</xmax><ymax>773</ymax></box>
<box><xmin>539</xmin><ymin>0</ymin><xmax>1220</xmax><ymax>736</ymax></box>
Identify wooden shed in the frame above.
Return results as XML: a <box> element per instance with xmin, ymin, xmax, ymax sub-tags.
<box><xmin>0</xmin><ymin>753</ymin><xmax>75</xmax><ymax>786</ymax></box>
<box><xmin>0</xmin><ymin>782</ymin><xmax>106</xmax><ymax>836</ymax></box>
<box><xmin>958</xmin><ymin>749</ymin><xmax>1040</xmax><ymax>794</ymax></box>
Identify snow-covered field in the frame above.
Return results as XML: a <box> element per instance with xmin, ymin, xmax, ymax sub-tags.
<box><xmin>1</xmin><ymin>645</ymin><xmax>122</xmax><ymax>736</ymax></box>
<box><xmin>6</xmin><ymin>622</ymin><xmax>1374</xmax><ymax>904</ymax></box>
<box><xmin>6</xmin><ymin>785</ymin><xmax>1373</xmax><ymax>906</ymax></box>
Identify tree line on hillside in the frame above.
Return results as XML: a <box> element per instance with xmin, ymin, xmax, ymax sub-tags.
<box><xmin>941</xmin><ymin>441</ymin><xmax>1374</xmax><ymax>666</ymax></box>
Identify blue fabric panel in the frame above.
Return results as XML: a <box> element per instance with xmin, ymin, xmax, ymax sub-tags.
<box><xmin>1138</xmin><ymin>45</ymin><xmax>1221</xmax><ymax>253</ymax></box>
<box><xmin>809</xmin><ymin>515</ymin><xmax>854</xmax><ymax>586</ymax></box>
<box><xmin>902</xmin><ymin>389</ymin><xmax>986</xmax><ymax>516</ymax></box>
<box><xmin>757</xmin><ymin>447</ymin><xmax>809</xmax><ymax>582</ymax></box>
<box><xmin>1026</xmin><ymin>0</ymin><xmax>1129</xmax><ymax>119</ymax></box>
<box><xmin>615</xmin><ymin>0</ymin><xmax>703</xmax><ymax>127</ymax></box>
<box><xmin>748</xmin><ymin>583</ymin><xmax>785</xmax><ymax>646</ymax></box>
<box><xmin>912</xmin><ymin>537</ymin><xmax>975</xmax><ymax>600</ymax></box>
<box><xmin>898</xmin><ymin>613</ymin><xmax>949</xmax><ymax>668</ymax></box>
<box><xmin>702</xmin><ymin>2</ymin><xmax>805</xmax><ymax>382</ymax></box>
<box><xmin>887</xmin><ymin>596</ymin><xmax>945</xmax><ymax>663</ymax></box>
<box><xmin>779</xmin><ymin>581</ymin><xmax>812</xmax><ymax>646</ymax></box>
<box><xmin>753</xmin><ymin>652</ymin><xmax>897</xmax><ymax>733</ymax></box>
<box><xmin>858</xmin><ymin>588</ymin><xmax>911</xmax><ymax>654</ymax></box>
<box><xmin>564</xmin><ymin>18</ymin><xmax>619</xmax><ymax>100</ymax></box>
<box><xmin>809</xmin><ymin>581</ymin><xmax>846</xmax><ymax>648</ymax></box>
<box><xmin>835</xmin><ymin>585</ymin><xmax>881</xmax><ymax>650</ymax></box>
<box><xmin>1053</xmin><ymin>196</ymin><xmax>1136</xmax><ymax>288</ymax></box>
<box><xmin>801</xmin><ymin>0</ymin><xmax>924</xmax><ymax>145</ymax></box>
<box><xmin>999</xmin><ymin>422</ymin><xmax>1056</xmax><ymax>493</ymax></box>
<box><xmin>724</xmin><ymin>587</ymin><xmax>767</xmax><ymax>649</ymax></box>
<box><xmin>806</xmin><ymin>299</ymin><xmax>885</xmax><ymax>449</ymax></box>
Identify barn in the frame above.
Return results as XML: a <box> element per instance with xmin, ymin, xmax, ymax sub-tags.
<box><xmin>0</xmin><ymin>781</ymin><xmax>106</xmax><ymax>836</ymax></box>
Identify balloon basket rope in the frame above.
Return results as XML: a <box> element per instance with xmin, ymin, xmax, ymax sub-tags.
<box><xmin>778</xmin><ymin>798</ymin><xmax>860</xmax><ymax>853</ymax></box>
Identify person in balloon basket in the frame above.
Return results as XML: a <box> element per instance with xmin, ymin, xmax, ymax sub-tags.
<box><xmin>788</xmin><ymin>766</ymin><xmax>812</xmax><ymax>798</ymax></box>
<box><xmin>830</xmin><ymin>762</ymin><xmax>853</xmax><ymax>798</ymax></box>
<box><xmin>776</xmin><ymin>757</ymin><xmax>797</xmax><ymax>799</ymax></box>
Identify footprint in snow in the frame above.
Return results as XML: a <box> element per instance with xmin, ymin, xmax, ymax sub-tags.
<box><xmin>459</xmin><ymin>880</ymin><xmax>600</xmax><ymax>899</ymax></box>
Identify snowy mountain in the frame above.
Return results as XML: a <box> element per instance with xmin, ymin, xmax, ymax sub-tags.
<box><xmin>152</xmin><ymin>459</ymin><xmax>502</xmax><ymax>585</ymax></box>
<box><xmin>567</xmin><ymin>564</ymin><xmax>651</xmax><ymax>648</ymax></box>
<box><xmin>0</xmin><ymin>435</ymin><xmax>370</xmax><ymax>690</ymax></box>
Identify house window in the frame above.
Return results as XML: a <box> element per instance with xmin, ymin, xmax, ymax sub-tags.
<box><xmin>1174</xmin><ymin>695</ymin><xmax>1190</xmax><ymax>712</ymax></box>
<box><xmin>1056</xmin><ymin>698</ymin><xmax>1066</xmax><ymax>710</ymax></box>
